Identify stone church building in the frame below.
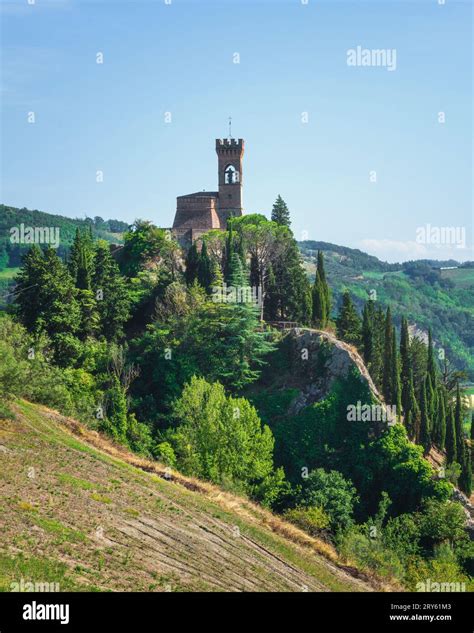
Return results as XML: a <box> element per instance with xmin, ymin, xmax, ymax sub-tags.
<box><xmin>171</xmin><ymin>137</ymin><xmax>244</xmax><ymax>246</ymax></box>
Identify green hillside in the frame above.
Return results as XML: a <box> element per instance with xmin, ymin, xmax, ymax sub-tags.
<box><xmin>0</xmin><ymin>399</ymin><xmax>372</xmax><ymax>593</ymax></box>
<box><xmin>0</xmin><ymin>204</ymin><xmax>127</xmax><ymax>269</ymax></box>
<box><xmin>299</xmin><ymin>241</ymin><xmax>474</xmax><ymax>379</ymax></box>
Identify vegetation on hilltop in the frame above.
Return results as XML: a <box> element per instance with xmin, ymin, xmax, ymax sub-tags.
<box><xmin>1</xmin><ymin>199</ymin><xmax>473</xmax><ymax>591</ymax></box>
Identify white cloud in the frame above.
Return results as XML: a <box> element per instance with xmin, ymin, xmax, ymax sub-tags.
<box><xmin>358</xmin><ymin>238</ymin><xmax>473</xmax><ymax>264</ymax></box>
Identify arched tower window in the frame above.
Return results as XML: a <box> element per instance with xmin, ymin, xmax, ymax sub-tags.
<box><xmin>224</xmin><ymin>164</ymin><xmax>239</xmax><ymax>184</ymax></box>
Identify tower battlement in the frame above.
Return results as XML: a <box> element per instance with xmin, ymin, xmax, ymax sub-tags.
<box><xmin>215</xmin><ymin>138</ymin><xmax>244</xmax><ymax>153</ymax></box>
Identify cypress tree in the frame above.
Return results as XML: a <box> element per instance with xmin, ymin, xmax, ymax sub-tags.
<box><xmin>382</xmin><ymin>307</ymin><xmax>393</xmax><ymax>404</ymax></box>
<box><xmin>361</xmin><ymin>300</ymin><xmax>375</xmax><ymax>366</ymax></box>
<box><xmin>271</xmin><ymin>195</ymin><xmax>291</xmax><ymax>227</ymax></box>
<box><xmin>400</xmin><ymin>316</ymin><xmax>411</xmax><ymax>414</ymax></box>
<box><xmin>435</xmin><ymin>386</ymin><xmax>447</xmax><ymax>449</ymax></box>
<box><xmin>420</xmin><ymin>377</ymin><xmax>431</xmax><ymax>455</ymax></box>
<box><xmin>454</xmin><ymin>383</ymin><xmax>464</xmax><ymax>463</ymax></box>
<box><xmin>224</xmin><ymin>224</ymin><xmax>235</xmax><ymax>284</ymax></box>
<box><xmin>445</xmin><ymin>406</ymin><xmax>457</xmax><ymax>464</ymax></box>
<box><xmin>405</xmin><ymin>369</ymin><xmax>419</xmax><ymax>440</ymax></box>
<box><xmin>336</xmin><ymin>290</ymin><xmax>361</xmax><ymax>346</ymax></box>
<box><xmin>316</xmin><ymin>251</ymin><xmax>331</xmax><ymax>323</ymax></box>
<box><xmin>197</xmin><ymin>241</ymin><xmax>213</xmax><ymax>293</ymax></box>
<box><xmin>427</xmin><ymin>328</ymin><xmax>437</xmax><ymax>386</ymax></box>
<box><xmin>391</xmin><ymin>326</ymin><xmax>402</xmax><ymax>417</ymax></box>
<box><xmin>459</xmin><ymin>442</ymin><xmax>472</xmax><ymax>496</ymax></box>
<box><xmin>370</xmin><ymin>305</ymin><xmax>386</xmax><ymax>389</ymax></box>
<box><xmin>185</xmin><ymin>242</ymin><xmax>200</xmax><ymax>286</ymax></box>
<box><xmin>312</xmin><ymin>274</ymin><xmax>327</xmax><ymax>329</ymax></box>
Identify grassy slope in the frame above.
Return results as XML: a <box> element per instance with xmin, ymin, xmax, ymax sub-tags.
<box><xmin>0</xmin><ymin>400</ymin><xmax>376</xmax><ymax>593</ymax></box>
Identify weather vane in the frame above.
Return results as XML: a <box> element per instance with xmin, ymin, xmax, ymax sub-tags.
<box><xmin>228</xmin><ymin>116</ymin><xmax>233</xmax><ymax>139</ymax></box>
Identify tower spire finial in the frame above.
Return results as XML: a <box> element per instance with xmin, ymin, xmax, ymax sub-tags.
<box><xmin>228</xmin><ymin>116</ymin><xmax>233</xmax><ymax>139</ymax></box>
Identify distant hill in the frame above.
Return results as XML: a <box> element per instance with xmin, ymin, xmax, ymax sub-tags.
<box><xmin>299</xmin><ymin>241</ymin><xmax>474</xmax><ymax>380</ymax></box>
<box><xmin>0</xmin><ymin>204</ymin><xmax>128</xmax><ymax>268</ymax></box>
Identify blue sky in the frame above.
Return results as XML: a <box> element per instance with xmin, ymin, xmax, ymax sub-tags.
<box><xmin>1</xmin><ymin>0</ymin><xmax>472</xmax><ymax>262</ymax></box>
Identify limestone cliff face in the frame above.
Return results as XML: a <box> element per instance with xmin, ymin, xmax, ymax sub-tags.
<box><xmin>283</xmin><ymin>328</ymin><xmax>395</xmax><ymax>426</ymax></box>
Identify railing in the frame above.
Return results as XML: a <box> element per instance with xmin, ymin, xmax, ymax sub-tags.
<box><xmin>265</xmin><ymin>321</ymin><xmax>299</xmax><ymax>330</ymax></box>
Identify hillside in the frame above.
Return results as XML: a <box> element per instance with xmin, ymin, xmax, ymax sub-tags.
<box><xmin>0</xmin><ymin>204</ymin><xmax>127</xmax><ymax>268</ymax></box>
<box><xmin>299</xmin><ymin>241</ymin><xmax>474</xmax><ymax>379</ymax></box>
<box><xmin>0</xmin><ymin>399</ymin><xmax>374</xmax><ymax>593</ymax></box>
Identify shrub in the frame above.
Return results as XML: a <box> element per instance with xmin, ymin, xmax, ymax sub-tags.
<box><xmin>284</xmin><ymin>506</ymin><xmax>330</xmax><ymax>537</ymax></box>
<box><xmin>297</xmin><ymin>468</ymin><xmax>359</xmax><ymax>532</ymax></box>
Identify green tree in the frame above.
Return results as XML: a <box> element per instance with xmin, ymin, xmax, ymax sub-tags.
<box><xmin>391</xmin><ymin>327</ymin><xmax>402</xmax><ymax>417</ymax></box>
<box><xmin>445</xmin><ymin>406</ymin><xmax>457</xmax><ymax>464</ymax></box>
<box><xmin>454</xmin><ymin>383</ymin><xmax>464</xmax><ymax>463</ymax></box>
<box><xmin>15</xmin><ymin>246</ymin><xmax>82</xmax><ymax>366</ymax></box>
<box><xmin>92</xmin><ymin>241</ymin><xmax>131</xmax><ymax>341</ymax></box>
<box><xmin>400</xmin><ymin>316</ymin><xmax>411</xmax><ymax>415</ymax></box>
<box><xmin>382</xmin><ymin>307</ymin><xmax>393</xmax><ymax>404</ymax></box>
<box><xmin>197</xmin><ymin>240</ymin><xmax>213</xmax><ymax>293</ymax></box>
<box><xmin>458</xmin><ymin>442</ymin><xmax>472</xmax><ymax>496</ymax></box>
<box><xmin>271</xmin><ymin>195</ymin><xmax>291</xmax><ymax>227</ymax></box>
<box><xmin>420</xmin><ymin>377</ymin><xmax>432</xmax><ymax>455</ymax></box>
<box><xmin>172</xmin><ymin>377</ymin><xmax>275</xmax><ymax>492</ymax></box>
<box><xmin>434</xmin><ymin>387</ymin><xmax>447</xmax><ymax>449</ymax></box>
<box><xmin>336</xmin><ymin>290</ymin><xmax>361</xmax><ymax>347</ymax></box>
<box><xmin>362</xmin><ymin>300</ymin><xmax>375</xmax><ymax>367</ymax></box>
<box><xmin>312</xmin><ymin>273</ymin><xmax>327</xmax><ymax>329</ymax></box>
<box><xmin>184</xmin><ymin>242</ymin><xmax>200</xmax><ymax>286</ymax></box>
<box><xmin>297</xmin><ymin>468</ymin><xmax>359</xmax><ymax>532</ymax></box>
<box><xmin>427</xmin><ymin>328</ymin><xmax>437</xmax><ymax>386</ymax></box>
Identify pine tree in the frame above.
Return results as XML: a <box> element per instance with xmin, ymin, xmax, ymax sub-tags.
<box><xmin>271</xmin><ymin>195</ymin><xmax>291</xmax><ymax>227</ymax></box>
<box><xmin>391</xmin><ymin>326</ymin><xmax>402</xmax><ymax>417</ymax></box>
<box><xmin>210</xmin><ymin>258</ymin><xmax>224</xmax><ymax>289</ymax></box>
<box><xmin>92</xmin><ymin>241</ymin><xmax>131</xmax><ymax>341</ymax></box>
<box><xmin>361</xmin><ymin>300</ymin><xmax>375</xmax><ymax>366</ymax></box>
<box><xmin>197</xmin><ymin>241</ymin><xmax>213</xmax><ymax>293</ymax></box>
<box><xmin>382</xmin><ymin>307</ymin><xmax>393</xmax><ymax>404</ymax></box>
<box><xmin>15</xmin><ymin>246</ymin><xmax>81</xmax><ymax>366</ymax></box>
<box><xmin>185</xmin><ymin>242</ymin><xmax>200</xmax><ymax>286</ymax></box>
<box><xmin>69</xmin><ymin>227</ymin><xmax>94</xmax><ymax>290</ymax></box>
<box><xmin>336</xmin><ymin>290</ymin><xmax>361</xmax><ymax>346</ymax></box>
<box><xmin>445</xmin><ymin>405</ymin><xmax>457</xmax><ymax>464</ymax></box>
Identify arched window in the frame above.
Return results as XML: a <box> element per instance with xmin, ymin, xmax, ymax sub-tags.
<box><xmin>224</xmin><ymin>164</ymin><xmax>239</xmax><ymax>184</ymax></box>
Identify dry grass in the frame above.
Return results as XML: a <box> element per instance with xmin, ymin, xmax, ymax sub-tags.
<box><xmin>30</xmin><ymin>401</ymin><xmax>400</xmax><ymax>591</ymax></box>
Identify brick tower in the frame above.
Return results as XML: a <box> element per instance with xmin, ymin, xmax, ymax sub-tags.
<box><xmin>216</xmin><ymin>137</ymin><xmax>244</xmax><ymax>226</ymax></box>
<box><xmin>171</xmin><ymin>135</ymin><xmax>245</xmax><ymax>247</ymax></box>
